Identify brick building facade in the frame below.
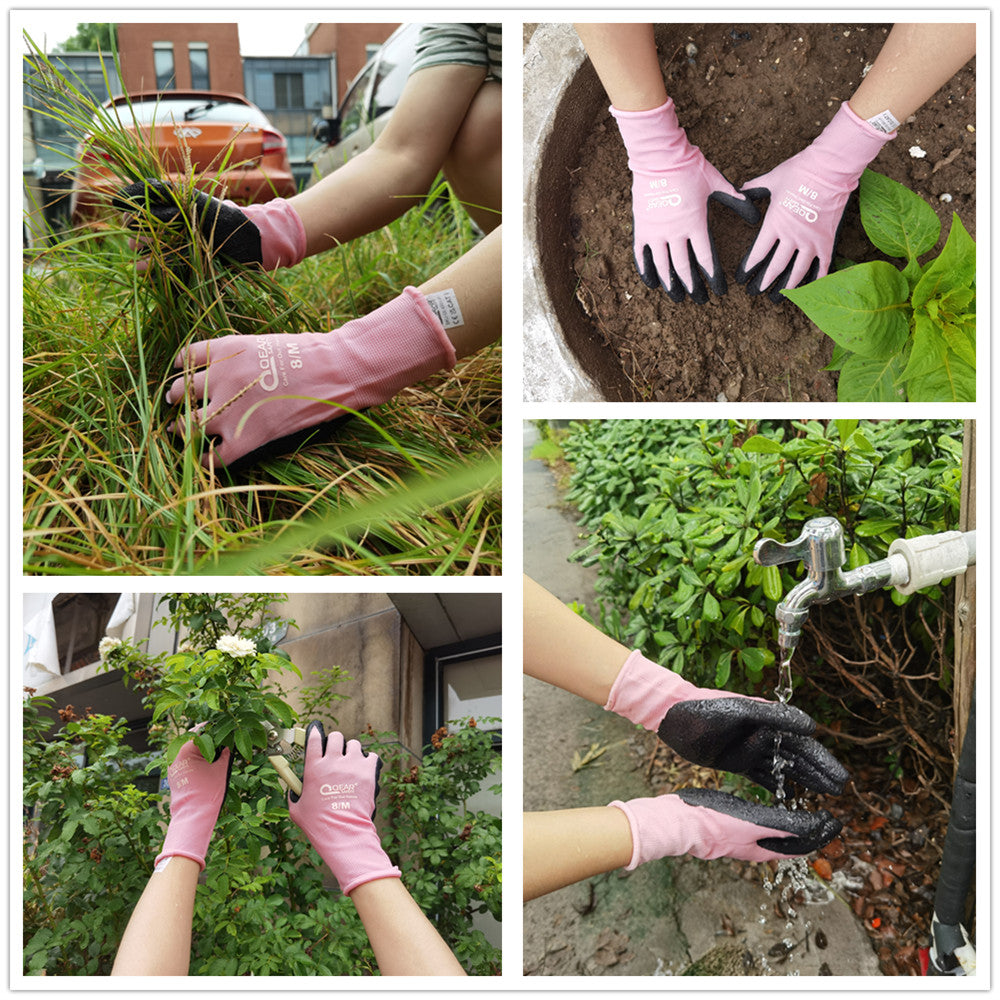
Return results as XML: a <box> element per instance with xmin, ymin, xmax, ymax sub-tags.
<box><xmin>303</xmin><ymin>22</ymin><xmax>398</xmax><ymax>100</ymax></box>
<box><xmin>116</xmin><ymin>23</ymin><xmax>243</xmax><ymax>93</ymax></box>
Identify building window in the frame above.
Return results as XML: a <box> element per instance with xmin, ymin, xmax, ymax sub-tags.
<box><xmin>53</xmin><ymin>594</ymin><xmax>121</xmax><ymax>673</ymax></box>
<box><xmin>423</xmin><ymin>636</ymin><xmax>502</xmax><ymax>745</ymax></box>
<box><xmin>188</xmin><ymin>42</ymin><xmax>210</xmax><ymax>89</ymax></box>
<box><xmin>273</xmin><ymin>72</ymin><xmax>305</xmax><ymax>108</ymax></box>
<box><xmin>153</xmin><ymin>42</ymin><xmax>175</xmax><ymax>89</ymax></box>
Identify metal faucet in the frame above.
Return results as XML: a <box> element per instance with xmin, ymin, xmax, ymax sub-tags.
<box><xmin>753</xmin><ymin>517</ymin><xmax>909</xmax><ymax>665</ymax></box>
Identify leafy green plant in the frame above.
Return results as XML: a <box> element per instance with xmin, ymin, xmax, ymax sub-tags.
<box><xmin>784</xmin><ymin>170</ymin><xmax>975</xmax><ymax>402</ymax></box>
<box><xmin>23</xmin><ymin>594</ymin><xmax>501</xmax><ymax>975</ymax></box>
<box><xmin>22</xmin><ymin>35</ymin><xmax>501</xmax><ymax>575</ymax></box>
<box><xmin>561</xmin><ymin>419</ymin><xmax>962</xmax><ymax>696</ymax></box>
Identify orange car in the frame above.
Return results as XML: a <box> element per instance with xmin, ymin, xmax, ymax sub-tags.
<box><xmin>70</xmin><ymin>90</ymin><xmax>297</xmax><ymax>226</ymax></box>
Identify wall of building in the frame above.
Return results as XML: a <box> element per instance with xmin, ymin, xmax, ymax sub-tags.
<box><xmin>117</xmin><ymin>23</ymin><xmax>243</xmax><ymax>93</ymax></box>
<box><xmin>306</xmin><ymin>21</ymin><xmax>398</xmax><ymax>100</ymax></box>
<box><xmin>273</xmin><ymin>593</ymin><xmax>424</xmax><ymax>753</ymax></box>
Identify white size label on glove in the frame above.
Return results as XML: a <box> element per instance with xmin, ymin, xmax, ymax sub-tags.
<box><xmin>425</xmin><ymin>289</ymin><xmax>465</xmax><ymax>329</ymax></box>
<box><xmin>866</xmin><ymin>109</ymin><xmax>900</xmax><ymax>134</ymax></box>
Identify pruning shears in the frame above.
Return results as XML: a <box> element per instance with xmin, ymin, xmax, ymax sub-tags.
<box><xmin>261</xmin><ymin>720</ymin><xmax>306</xmax><ymax>797</ymax></box>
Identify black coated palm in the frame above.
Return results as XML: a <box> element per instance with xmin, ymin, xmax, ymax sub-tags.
<box><xmin>659</xmin><ymin>697</ymin><xmax>849</xmax><ymax>795</ymax></box>
<box><xmin>113</xmin><ymin>179</ymin><xmax>263</xmax><ymax>265</ymax></box>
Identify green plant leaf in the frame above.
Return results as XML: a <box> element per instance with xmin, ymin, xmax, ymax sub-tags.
<box><xmin>911</xmin><ymin>213</ymin><xmax>975</xmax><ymax>309</ymax></box>
<box><xmin>193</xmin><ymin>731</ymin><xmax>215</xmax><ymax>763</ymax></box>
<box><xmin>761</xmin><ymin>565</ymin><xmax>782</xmax><ymax>602</ymax></box>
<box><xmin>739</xmin><ymin>435</ymin><xmax>784</xmax><ymax>454</ymax></box>
<box><xmin>901</xmin><ymin>313</ymin><xmax>976</xmax><ymax>402</ymax></box>
<box><xmin>834</xmin><ymin>420</ymin><xmax>858</xmax><ymax>444</ymax></box>
<box><xmin>164</xmin><ymin>732</ymin><xmax>193</xmax><ymax>765</ymax></box>
<box><xmin>859</xmin><ymin>169</ymin><xmax>940</xmax><ymax>261</ymax></box>
<box><xmin>836</xmin><ymin>352</ymin><xmax>906</xmax><ymax>402</ymax></box>
<box><xmin>739</xmin><ymin>647</ymin><xmax>767</xmax><ymax>672</ymax></box>
<box><xmin>702</xmin><ymin>592</ymin><xmax>722</xmax><ymax>622</ymax></box>
<box><xmin>783</xmin><ymin>262</ymin><xmax>910</xmax><ymax>359</ymax></box>
<box><xmin>715</xmin><ymin>649</ymin><xmax>733</xmax><ymax>688</ymax></box>
<box><xmin>848</xmin><ymin>542</ymin><xmax>870</xmax><ymax>569</ymax></box>
<box><xmin>941</xmin><ymin>319</ymin><xmax>976</xmax><ymax>369</ymax></box>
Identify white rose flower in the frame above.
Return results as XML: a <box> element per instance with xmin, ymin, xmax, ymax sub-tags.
<box><xmin>215</xmin><ymin>634</ymin><xmax>257</xmax><ymax>658</ymax></box>
<box><xmin>98</xmin><ymin>636</ymin><xmax>123</xmax><ymax>661</ymax></box>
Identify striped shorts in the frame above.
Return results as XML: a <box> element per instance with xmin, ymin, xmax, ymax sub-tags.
<box><xmin>410</xmin><ymin>23</ymin><xmax>502</xmax><ymax>82</ymax></box>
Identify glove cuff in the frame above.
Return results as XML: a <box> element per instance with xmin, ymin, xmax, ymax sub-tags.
<box><xmin>603</xmin><ymin>650</ymin><xmax>703</xmax><ymax>730</ymax></box>
<box><xmin>339</xmin><ymin>287</ymin><xmax>458</xmax><ymax>410</ymax></box>
<box><xmin>241</xmin><ymin>198</ymin><xmax>307</xmax><ymax>270</ymax></box>
<box><xmin>155</xmin><ymin>825</ymin><xmax>211</xmax><ymax>871</ymax></box>
<box><xmin>153</xmin><ymin>847</ymin><xmax>207</xmax><ymax>871</ymax></box>
<box><xmin>313</xmin><ymin>832</ymin><xmax>402</xmax><ymax>895</ymax></box>
<box><xmin>609</xmin><ymin>796</ymin><xmax>686</xmax><ymax>869</ymax></box>
<box><xmin>811</xmin><ymin>101</ymin><xmax>895</xmax><ymax>177</ymax></box>
<box><xmin>609</xmin><ymin>97</ymin><xmax>697</xmax><ymax>170</ymax></box>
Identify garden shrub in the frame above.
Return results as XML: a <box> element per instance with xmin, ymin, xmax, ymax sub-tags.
<box><xmin>23</xmin><ymin>594</ymin><xmax>501</xmax><ymax>975</ymax></box>
<box><xmin>562</xmin><ymin>419</ymin><xmax>963</xmax><ymax>700</ymax></box>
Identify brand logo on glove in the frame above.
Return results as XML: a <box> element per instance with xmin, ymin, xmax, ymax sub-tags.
<box><xmin>256</xmin><ymin>337</ymin><xmax>279</xmax><ymax>391</ymax></box>
<box><xmin>780</xmin><ymin>193</ymin><xmax>819</xmax><ymax>223</ymax></box>
<box><xmin>320</xmin><ymin>782</ymin><xmax>358</xmax><ymax>796</ymax></box>
<box><xmin>255</xmin><ymin>337</ymin><xmax>304</xmax><ymax>391</ymax></box>
<box><xmin>647</xmin><ymin>193</ymin><xmax>683</xmax><ymax>209</ymax></box>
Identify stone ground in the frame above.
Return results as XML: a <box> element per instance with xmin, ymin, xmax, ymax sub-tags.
<box><xmin>521</xmin><ymin>421</ymin><xmax>882</xmax><ymax>977</ymax></box>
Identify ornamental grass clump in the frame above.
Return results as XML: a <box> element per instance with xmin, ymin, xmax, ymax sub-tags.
<box><xmin>22</xmin><ymin>36</ymin><xmax>501</xmax><ymax>575</ymax></box>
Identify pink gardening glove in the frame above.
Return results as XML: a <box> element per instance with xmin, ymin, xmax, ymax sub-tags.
<box><xmin>611</xmin><ymin>97</ymin><xmax>759</xmax><ymax>303</ymax></box>
<box><xmin>605</xmin><ymin>650</ymin><xmax>848</xmax><ymax>795</ymax></box>
<box><xmin>114</xmin><ymin>180</ymin><xmax>306</xmax><ymax>272</ymax></box>
<box><xmin>288</xmin><ymin>722</ymin><xmax>401</xmax><ymax>895</ymax></box>
<box><xmin>154</xmin><ymin>733</ymin><xmax>232</xmax><ymax>870</ymax></box>
<box><xmin>610</xmin><ymin>787</ymin><xmax>842</xmax><ymax>866</ymax></box>
<box><xmin>165</xmin><ymin>286</ymin><xmax>457</xmax><ymax>467</ymax></box>
<box><xmin>239</xmin><ymin>198</ymin><xmax>307</xmax><ymax>270</ymax></box>
<box><xmin>737</xmin><ymin>101</ymin><xmax>895</xmax><ymax>300</ymax></box>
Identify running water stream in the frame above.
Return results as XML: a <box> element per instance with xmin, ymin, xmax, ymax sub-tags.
<box><xmin>760</xmin><ymin>648</ymin><xmax>823</xmax><ymax>949</ymax></box>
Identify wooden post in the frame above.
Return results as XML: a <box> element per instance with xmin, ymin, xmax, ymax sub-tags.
<box><xmin>953</xmin><ymin>420</ymin><xmax>975</xmax><ymax>763</ymax></box>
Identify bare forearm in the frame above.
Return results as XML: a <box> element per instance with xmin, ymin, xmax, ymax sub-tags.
<box><xmin>350</xmin><ymin>878</ymin><xmax>467</xmax><ymax>975</ymax></box>
<box><xmin>523</xmin><ymin>575</ymin><xmax>629</xmax><ymax>705</ymax></box>
<box><xmin>290</xmin><ymin>144</ymin><xmax>439</xmax><ymax>256</ymax></box>
<box><xmin>574</xmin><ymin>23</ymin><xmax>667</xmax><ymax>111</ymax></box>
<box><xmin>111</xmin><ymin>857</ymin><xmax>200</xmax><ymax>975</ymax></box>
<box><xmin>523</xmin><ymin>808</ymin><xmax>633</xmax><ymax>900</ymax></box>
<box><xmin>288</xmin><ymin>63</ymin><xmax>490</xmax><ymax>257</ymax></box>
<box><xmin>849</xmin><ymin>23</ymin><xmax>976</xmax><ymax>123</ymax></box>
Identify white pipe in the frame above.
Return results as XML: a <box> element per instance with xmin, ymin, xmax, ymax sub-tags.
<box><xmin>889</xmin><ymin>530</ymin><xmax>977</xmax><ymax>595</ymax></box>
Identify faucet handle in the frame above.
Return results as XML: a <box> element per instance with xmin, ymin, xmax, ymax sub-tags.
<box><xmin>753</xmin><ymin>517</ymin><xmax>846</xmax><ymax>571</ymax></box>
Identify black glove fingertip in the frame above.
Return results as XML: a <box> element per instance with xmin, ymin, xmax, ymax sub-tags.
<box><xmin>305</xmin><ymin>719</ymin><xmax>328</xmax><ymax>754</ymax></box>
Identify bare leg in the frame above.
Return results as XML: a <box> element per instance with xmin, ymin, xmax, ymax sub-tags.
<box><xmin>443</xmin><ymin>79</ymin><xmax>502</xmax><ymax>233</ymax></box>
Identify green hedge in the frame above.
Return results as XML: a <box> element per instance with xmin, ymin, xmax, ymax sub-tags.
<box><xmin>562</xmin><ymin>419</ymin><xmax>963</xmax><ymax>696</ymax></box>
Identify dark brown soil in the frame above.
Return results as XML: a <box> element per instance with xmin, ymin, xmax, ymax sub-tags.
<box><xmin>567</xmin><ymin>23</ymin><xmax>976</xmax><ymax>401</ymax></box>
